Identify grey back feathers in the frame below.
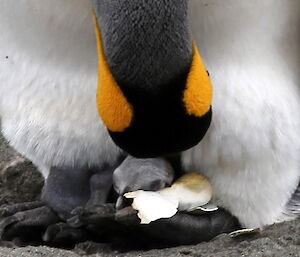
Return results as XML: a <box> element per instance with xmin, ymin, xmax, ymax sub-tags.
<box><xmin>92</xmin><ymin>0</ymin><xmax>192</xmax><ymax>91</ymax></box>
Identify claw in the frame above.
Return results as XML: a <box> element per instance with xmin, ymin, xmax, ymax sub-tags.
<box><xmin>0</xmin><ymin>215</ymin><xmax>19</xmax><ymax>239</ymax></box>
<box><xmin>0</xmin><ymin>240</ymin><xmax>20</xmax><ymax>248</ymax></box>
<box><xmin>0</xmin><ymin>203</ymin><xmax>60</xmax><ymax>243</ymax></box>
<box><xmin>67</xmin><ymin>207</ymin><xmax>87</xmax><ymax>228</ymax></box>
<box><xmin>0</xmin><ymin>201</ymin><xmax>44</xmax><ymax>218</ymax></box>
<box><xmin>115</xmin><ymin>206</ymin><xmax>139</xmax><ymax>226</ymax></box>
<box><xmin>68</xmin><ymin>204</ymin><xmax>115</xmax><ymax>227</ymax></box>
<box><xmin>43</xmin><ymin>222</ymin><xmax>89</xmax><ymax>245</ymax></box>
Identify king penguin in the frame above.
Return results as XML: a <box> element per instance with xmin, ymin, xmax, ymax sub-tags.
<box><xmin>0</xmin><ymin>0</ymin><xmax>299</xmax><ymax>247</ymax></box>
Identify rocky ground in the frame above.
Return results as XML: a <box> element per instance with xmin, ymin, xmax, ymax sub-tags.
<box><xmin>0</xmin><ymin>133</ymin><xmax>300</xmax><ymax>257</ymax></box>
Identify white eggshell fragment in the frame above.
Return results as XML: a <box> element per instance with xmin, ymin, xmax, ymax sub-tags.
<box><xmin>188</xmin><ymin>203</ymin><xmax>219</xmax><ymax>215</ymax></box>
<box><xmin>124</xmin><ymin>172</ymin><xmax>214</xmax><ymax>224</ymax></box>
<box><xmin>229</xmin><ymin>228</ymin><xmax>261</xmax><ymax>238</ymax></box>
<box><xmin>124</xmin><ymin>190</ymin><xmax>178</xmax><ymax>224</ymax></box>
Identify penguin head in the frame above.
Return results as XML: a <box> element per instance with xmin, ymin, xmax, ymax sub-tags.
<box><xmin>92</xmin><ymin>0</ymin><xmax>212</xmax><ymax>158</ymax></box>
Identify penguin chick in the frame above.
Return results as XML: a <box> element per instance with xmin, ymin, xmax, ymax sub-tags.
<box><xmin>124</xmin><ymin>172</ymin><xmax>212</xmax><ymax>224</ymax></box>
<box><xmin>113</xmin><ymin>157</ymin><xmax>175</xmax><ymax>210</ymax></box>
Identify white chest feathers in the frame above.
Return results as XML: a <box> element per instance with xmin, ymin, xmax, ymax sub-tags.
<box><xmin>184</xmin><ymin>0</ymin><xmax>300</xmax><ymax>228</ymax></box>
<box><xmin>0</xmin><ymin>0</ymin><xmax>121</xmax><ymax>176</ymax></box>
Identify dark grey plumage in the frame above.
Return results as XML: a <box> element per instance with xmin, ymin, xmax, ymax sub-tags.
<box><xmin>92</xmin><ymin>0</ymin><xmax>192</xmax><ymax>91</ymax></box>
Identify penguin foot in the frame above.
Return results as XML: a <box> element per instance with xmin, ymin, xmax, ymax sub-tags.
<box><xmin>68</xmin><ymin>205</ymin><xmax>154</xmax><ymax>250</ymax></box>
<box><xmin>42</xmin><ymin>222</ymin><xmax>90</xmax><ymax>247</ymax></box>
<box><xmin>68</xmin><ymin>203</ymin><xmax>116</xmax><ymax>227</ymax></box>
<box><xmin>0</xmin><ymin>201</ymin><xmax>60</xmax><ymax>245</ymax></box>
<box><xmin>67</xmin><ymin>203</ymin><xmax>132</xmax><ymax>244</ymax></box>
<box><xmin>115</xmin><ymin>207</ymin><xmax>241</xmax><ymax>247</ymax></box>
<box><xmin>0</xmin><ymin>201</ymin><xmax>94</xmax><ymax>247</ymax></box>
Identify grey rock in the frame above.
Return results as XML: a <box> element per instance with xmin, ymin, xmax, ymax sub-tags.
<box><xmin>0</xmin><ymin>134</ymin><xmax>43</xmax><ymax>205</ymax></box>
<box><xmin>0</xmin><ymin>133</ymin><xmax>20</xmax><ymax>170</ymax></box>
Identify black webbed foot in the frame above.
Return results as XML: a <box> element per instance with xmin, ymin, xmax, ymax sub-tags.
<box><xmin>110</xmin><ymin>156</ymin><xmax>241</xmax><ymax>248</ymax></box>
<box><xmin>0</xmin><ymin>163</ymin><xmax>118</xmax><ymax>247</ymax></box>
<box><xmin>0</xmin><ymin>201</ymin><xmax>45</xmax><ymax>217</ymax></box>
<box><xmin>68</xmin><ymin>203</ymin><xmax>115</xmax><ymax>227</ymax></box>
<box><xmin>43</xmin><ymin>222</ymin><xmax>90</xmax><ymax>248</ymax></box>
<box><xmin>0</xmin><ymin>202</ymin><xmax>104</xmax><ymax>248</ymax></box>
<box><xmin>115</xmin><ymin>207</ymin><xmax>241</xmax><ymax>248</ymax></box>
<box><xmin>68</xmin><ymin>205</ymin><xmax>150</xmax><ymax>250</ymax></box>
<box><xmin>0</xmin><ymin>201</ymin><xmax>60</xmax><ymax>245</ymax></box>
<box><xmin>39</xmin><ymin>164</ymin><xmax>117</xmax><ymax>246</ymax></box>
<box><xmin>67</xmin><ymin>203</ymin><xmax>121</xmax><ymax>243</ymax></box>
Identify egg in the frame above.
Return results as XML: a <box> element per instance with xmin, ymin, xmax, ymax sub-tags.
<box><xmin>124</xmin><ymin>172</ymin><xmax>214</xmax><ymax>224</ymax></box>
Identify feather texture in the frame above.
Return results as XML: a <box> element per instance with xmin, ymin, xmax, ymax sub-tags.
<box><xmin>184</xmin><ymin>0</ymin><xmax>300</xmax><ymax>228</ymax></box>
<box><xmin>0</xmin><ymin>0</ymin><xmax>121</xmax><ymax>177</ymax></box>
<box><xmin>0</xmin><ymin>0</ymin><xmax>299</xmax><ymax>229</ymax></box>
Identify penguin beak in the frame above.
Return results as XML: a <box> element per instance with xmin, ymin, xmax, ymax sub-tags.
<box><xmin>92</xmin><ymin>2</ymin><xmax>213</xmax><ymax>158</ymax></box>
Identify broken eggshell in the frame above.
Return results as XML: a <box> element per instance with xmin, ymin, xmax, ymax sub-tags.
<box><xmin>124</xmin><ymin>190</ymin><xmax>178</xmax><ymax>224</ymax></box>
<box><xmin>124</xmin><ymin>172</ymin><xmax>213</xmax><ymax>224</ymax></box>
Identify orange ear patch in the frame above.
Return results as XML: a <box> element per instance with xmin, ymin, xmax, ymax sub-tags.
<box><xmin>183</xmin><ymin>44</ymin><xmax>213</xmax><ymax>117</ymax></box>
<box><xmin>94</xmin><ymin>14</ymin><xmax>133</xmax><ymax>132</ymax></box>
